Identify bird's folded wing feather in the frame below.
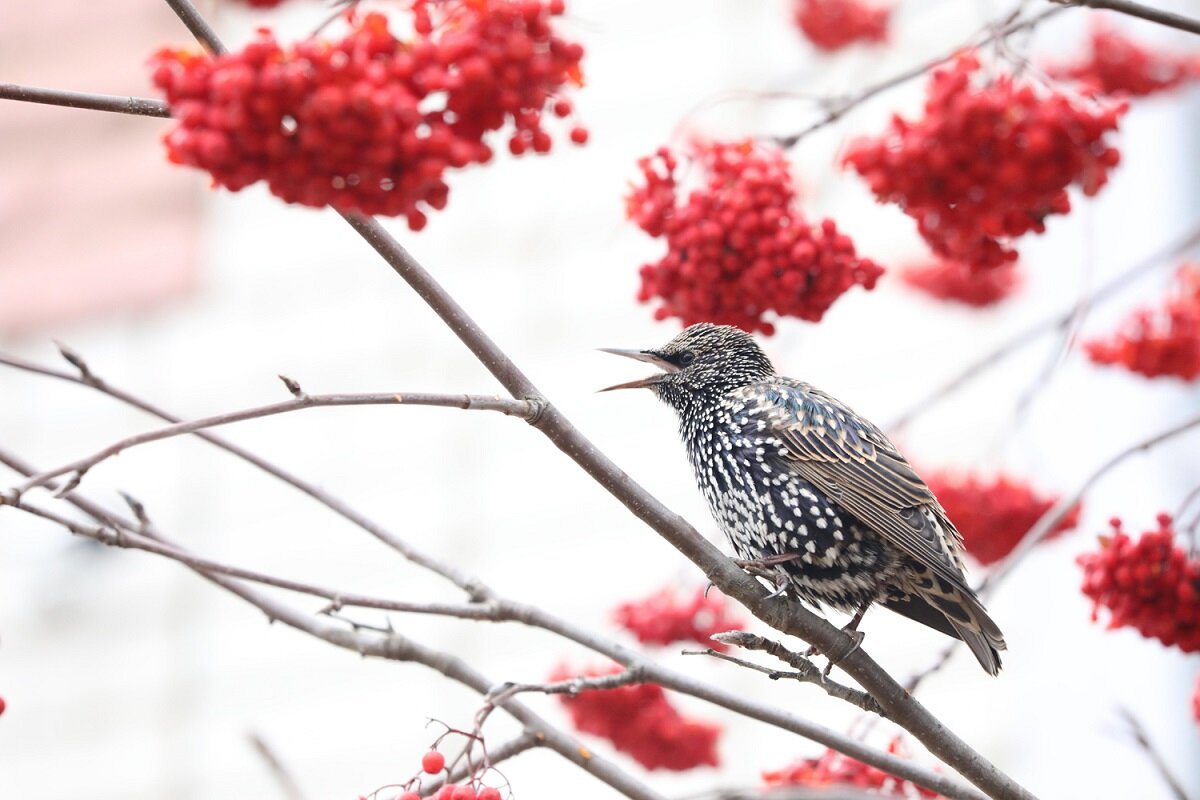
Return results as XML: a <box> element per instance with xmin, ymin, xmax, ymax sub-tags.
<box><xmin>737</xmin><ymin>380</ymin><xmax>972</xmax><ymax>593</ymax></box>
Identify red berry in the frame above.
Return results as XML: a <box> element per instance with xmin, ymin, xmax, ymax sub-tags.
<box><xmin>0</xmin><ymin>696</ymin><xmax>6</xmax><ymax>716</ymax></box>
<box><xmin>627</xmin><ymin>139</ymin><xmax>883</xmax><ymax>334</ymax></box>
<box><xmin>1085</xmin><ymin>264</ymin><xmax>1200</xmax><ymax>381</ymax></box>
<box><xmin>792</xmin><ymin>0</ymin><xmax>890</xmax><ymax>52</ymax></box>
<box><xmin>478</xmin><ymin>788</ymin><xmax>502</xmax><ymax>800</ymax></box>
<box><xmin>765</xmin><ymin>738</ymin><xmax>940</xmax><ymax>797</ymax></box>
<box><xmin>552</xmin><ymin>662</ymin><xmax>720</xmax><ymax>771</ymax></box>
<box><xmin>923</xmin><ymin>470</ymin><xmax>1081</xmax><ymax>565</ymax></box>
<box><xmin>843</xmin><ymin>52</ymin><xmax>1125</xmax><ymax>270</ymax></box>
<box><xmin>399</xmin><ymin>793</ymin><xmax>420</xmax><ymax>800</ymax></box>
<box><xmin>1047</xmin><ymin>20</ymin><xmax>1200</xmax><ymax>98</ymax></box>
<box><xmin>1078</xmin><ymin>515</ymin><xmax>1200</xmax><ymax>652</ymax></box>
<box><xmin>149</xmin><ymin>2</ymin><xmax>587</xmax><ymax>227</ymax></box>
<box><xmin>569</xmin><ymin>125</ymin><xmax>589</xmax><ymax>144</ymax></box>
<box><xmin>422</xmin><ymin>750</ymin><xmax>446</xmax><ymax>774</ymax></box>
<box><xmin>902</xmin><ymin>257</ymin><xmax>1020</xmax><ymax>307</ymax></box>
<box><xmin>451</xmin><ymin>786</ymin><xmax>477</xmax><ymax>800</ymax></box>
<box><xmin>613</xmin><ymin>585</ymin><xmax>745</xmax><ymax>651</ymax></box>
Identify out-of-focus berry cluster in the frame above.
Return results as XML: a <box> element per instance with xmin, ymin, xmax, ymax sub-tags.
<box><xmin>1048</xmin><ymin>21</ymin><xmax>1200</xmax><ymax>98</ymax></box>
<box><xmin>1078</xmin><ymin>514</ymin><xmax>1200</xmax><ymax>652</ymax></box>
<box><xmin>1085</xmin><ymin>265</ymin><xmax>1200</xmax><ymax>380</ymax></box>
<box><xmin>792</xmin><ymin>0</ymin><xmax>890</xmax><ymax>52</ymax></box>
<box><xmin>901</xmin><ymin>257</ymin><xmax>1020</xmax><ymax>307</ymax></box>
<box><xmin>764</xmin><ymin>740</ymin><xmax>941</xmax><ymax>798</ymax></box>
<box><xmin>612</xmin><ymin>585</ymin><xmax>744</xmax><ymax>652</ymax></box>
<box><xmin>843</xmin><ymin>53</ymin><xmax>1125</xmax><ymax>270</ymax></box>
<box><xmin>628</xmin><ymin>140</ymin><xmax>883</xmax><ymax>334</ymax></box>
<box><xmin>151</xmin><ymin>2</ymin><xmax>585</xmax><ymax>228</ymax></box>
<box><xmin>924</xmin><ymin>471</ymin><xmax>1081</xmax><ymax>566</ymax></box>
<box><xmin>551</xmin><ymin>663</ymin><xmax>720</xmax><ymax>771</ymax></box>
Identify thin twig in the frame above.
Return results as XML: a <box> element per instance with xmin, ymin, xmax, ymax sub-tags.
<box><xmin>0</xmin><ymin>83</ymin><xmax>169</xmax><ymax>117</ymax></box>
<box><xmin>706</xmin><ymin>631</ymin><xmax>884</xmax><ymax>716</ymax></box>
<box><xmin>773</xmin><ymin>5</ymin><xmax>1065</xmax><ymax>149</ymax></box>
<box><xmin>1115</xmin><ymin>708</ymin><xmax>1192</xmax><ymax>800</ymax></box>
<box><xmin>1050</xmin><ymin>0</ymin><xmax>1200</xmax><ymax>35</ymax></box>
<box><xmin>11</xmin><ymin>391</ymin><xmax>533</xmax><ymax>496</ymax></box>
<box><xmin>888</xmin><ymin>221</ymin><xmax>1200</xmax><ymax>434</ymax></box>
<box><xmin>985</xmin><ymin>412</ymin><xmax>1200</xmax><ymax>591</ymax></box>
<box><xmin>249</xmin><ymin>731</ymin><xmax>309</xmax><ymax>800</ymax></box>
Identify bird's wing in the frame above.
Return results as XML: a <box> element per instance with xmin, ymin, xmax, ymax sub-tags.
<box><xmin>733</xmin><ymin>380</ymin><xmax>971</xmax><ymax>593</ymax></box>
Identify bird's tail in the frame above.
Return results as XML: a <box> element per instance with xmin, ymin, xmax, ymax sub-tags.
<box><xmin>884</xmin><ymin>583</ymin><xmax>1007</xmax><ymax>675</ymax></box>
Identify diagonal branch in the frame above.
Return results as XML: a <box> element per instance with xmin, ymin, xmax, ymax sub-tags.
<box><xmin>1051</xmin><ymin>0</ymin><xmax>1200</xmax><ymax>35</ymax></box>
<box><xmin>773</xmin><ymin>5</ymin><xmax>1065</xmax><ymax>149</ymax></box>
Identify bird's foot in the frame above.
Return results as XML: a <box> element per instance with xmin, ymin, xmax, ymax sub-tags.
<box><xmin>732</xmin><ymin>555</ymin><xmax>796</xmax><ymax>598</ymax></box>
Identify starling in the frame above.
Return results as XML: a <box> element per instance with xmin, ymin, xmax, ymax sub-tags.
<box><xmin>602</xmin><ymin>323</ymin><xmax>1006</xmax><ymax>675</ymax></box>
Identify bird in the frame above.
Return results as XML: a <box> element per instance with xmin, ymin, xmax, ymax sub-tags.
<box><xmin>601</xmin><ymin>322</ymin><xmax>1006</xmax><ymax>675</ymax></box>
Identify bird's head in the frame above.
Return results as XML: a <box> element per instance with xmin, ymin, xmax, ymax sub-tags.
<box><xmin>600</xmin><ymin>323</ymin><xmax>776</xmax><ymax>408</ymax></box>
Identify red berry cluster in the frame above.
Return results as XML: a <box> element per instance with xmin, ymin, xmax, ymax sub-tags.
<box><xmin>924</xmin><ymin>471</ymin><xmax>1081</xmax><ymax>566</ymax></box>
<box><xmin>628</xmin><ymin>140</ymin><xmax>883</xmax><ymax>334</ymax></box>
<box><xmin>764</xmin><ymin>740</ymin><xmax>940</xmax><ymax>798</ymax></box>
<box><xmin>1078</xmin><ymin>514</ymin><xmax>1200</xmax><ymax>652</ymax></box>
<box><xmin>552</xmin><ymin>663</ymin><xmax>720</xmax><ymax>771</ymax></box>
<box><xmin>1084</xmin><ymin>265</ymin><xmax>1200</xmax><ymax>380</ymax></box>
<box><xmin>843</xmin><ymin>53</ymin><xmax>1125</xmax><ymax>270</ymax></box>
<box><xmin>151</xmin><ymin>2</ymin><xmax>585</xmax><ymax>228</ymax></box>
<box><xmin>612</xmin><ymin>585</ymin><xmax>745</xmax><ymax>652</ymax></box>
<box><xmin>901</xmin><ymin>257</ymin><xmax>1020</xmax><ymax>307</ymax></box>
<box><xmin>1048</xmin><ymin>20</ymin><xmax>1200</xmax><ymax>98</ymax></box>
<box><xmin>792</xmin><ymin>0</ymin><xmax>890</xmax><ymax>52</ymax></box>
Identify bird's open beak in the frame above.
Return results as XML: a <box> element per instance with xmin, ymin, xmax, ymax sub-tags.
<box><xmin>597</xmin><ymin>348</ymin><xmax>678</xmax><ymax>392</ymax></box>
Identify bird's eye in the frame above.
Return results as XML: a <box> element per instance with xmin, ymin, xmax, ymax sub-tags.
<box><xmin>678</xmin><ymin>350</ymin><xmax>696</xmax><ymax>366</ymax></box>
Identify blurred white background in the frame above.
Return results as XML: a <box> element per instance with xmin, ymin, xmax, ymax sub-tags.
<box><xmin>1</xmin><ymin>1</ymin><xmax>1199</xmax><ymax>798</ymax></box>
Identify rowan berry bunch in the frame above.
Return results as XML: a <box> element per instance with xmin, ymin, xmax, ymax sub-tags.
<box><xmin>1078</xmin><ymin>514</ymin><xmax>1200</xmax><ymax>652</ymax></box>
<box><xmin>901</xmin><ymin>257</ymin><xmax>1020</xmax><ymax>307</ymax></box>
<box><xmin>843</xmin><ymin>53</ymin><xmax>1125</xmax><ymax>270</ymax></box>
<box><xmin>924</xmin><ymin>471</ymin><xmax>1081</xmax><ymax>565</ymax></box>
<box><xmin>1048</xmin><ymin>20</ymin><xmax>1200</xmax><ymax>98</ymax></box>
<box><xmin>1084</xmin><ymin>265</ymin><xmax>1200</xmax><ymax>380</ymax></box>
<box><xmin>763</xmin><ymin>739</ymin><xmax>940</xmax><ymax>798</ymax></box>
<box><xmin>551</xmin><ymin>663</ymin><xmax>721</xmax><ymax>771</ymax></box>
<box><xmin>150</xmin><ymin>1</ymin><xmax>585</xmax><ymax>228</ymax></box>
<box><xmin>612</xmin><ymin>585</ymin><xmax>745</xmax><ymax>652</ymax></box>
<box><xmin>628</xmin><ymin>140</ymin><xmax>884</xmax><ymax>334</ymax></box>
<box><xmin>792</xmin><ymin>0</ymin><xmax>890</xmax><ymax>52</ymax></box>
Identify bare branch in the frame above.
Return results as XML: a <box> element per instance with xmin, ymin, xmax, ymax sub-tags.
<box><xmin>1050</xmin><ymin>0</ymin><xmax>1200</xmax><ymax>35</ymax></box>
<box><xmin>0</xmin><ymin>443</ymin><xmax>985</xmax><ymax>800</ymax></box>
<box><xmin>163</xmin><ymin>0</ymin><xmax>227</xmax><ymax>54</ymax></box>
<box><xmin>11</xmin><ymin>390</ymin><xmax>534</xmax><ymax>496</ymax></box>
<box><xmin>0</xmin><ymin>83</ymin><xmax>169</xmax><ymax>117</ymax></box>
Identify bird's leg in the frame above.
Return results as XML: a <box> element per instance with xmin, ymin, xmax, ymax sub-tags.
<box><xmin>802</xmin><ymin>601</ymin><xmax>871</xmax><ymax>677</ymax></box>
<box><xmin>732</xmin><ymin>554</ymin><xmax>798</xmax><ymax>599</ymax></box>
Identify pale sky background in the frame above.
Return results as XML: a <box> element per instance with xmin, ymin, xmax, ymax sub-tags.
<box><xmin>1</xmin><ymin>1</ymin><xmax>1199</xmax><ymax>799</ymax></box>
